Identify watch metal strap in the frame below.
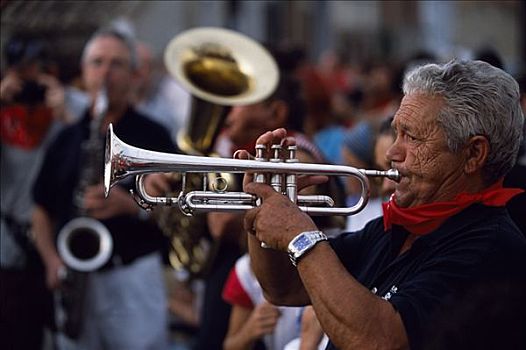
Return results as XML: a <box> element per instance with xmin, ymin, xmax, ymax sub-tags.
<box><xmin>287</xmin><ymin>230</ymin><xmax>328</xmax><ymax>267</ymax></box>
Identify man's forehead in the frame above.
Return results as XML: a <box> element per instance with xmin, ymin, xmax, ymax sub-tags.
<box><xmin>85</xmin><ymin>36</ymin><xmax>131</xmax><ymax>60</ymax></box>
<box><xmin>393</xmin><ymin>94</ymin><xmax>443</xmax><ymax>126</ymax></box>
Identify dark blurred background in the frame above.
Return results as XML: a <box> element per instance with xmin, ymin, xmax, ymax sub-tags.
<box><xmin>1</xmin><ymin>0</ymin><xmax>525</xmax><ymax>83</ymax></box>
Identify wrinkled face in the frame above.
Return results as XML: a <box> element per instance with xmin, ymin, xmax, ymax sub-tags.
<box><xmin>82</xmin><ymin>36</ymin><xmax>134</xmax><ymax>107</ymax></box>
<box><xmin>386</xmin><ymin>94</ymin><xmax>467</xmax><ymax>208</ymax></box>
<box><xmin>223</xmin><ymin>101</ymin><xmax>278</xmax><ymax>147</ymax></box>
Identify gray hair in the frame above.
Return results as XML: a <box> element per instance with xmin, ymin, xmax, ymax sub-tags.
<box><xmin>81</xmin><ymin>28</ymin><xmax>138</xmax><ymax>70</ymax></box>
<box><xmin>403</xmin><ymin>60</ymin><xmax>524</xmax><ymax>184</ymax></box>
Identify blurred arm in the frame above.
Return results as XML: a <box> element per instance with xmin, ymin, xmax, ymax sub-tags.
<box><xmin>32</xmin><ymin>205</ymin><xmax>64</xmax><ymax>289</ymax></box>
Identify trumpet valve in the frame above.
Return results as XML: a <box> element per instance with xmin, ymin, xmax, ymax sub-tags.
<box><xmin>270</xmin><ymin>144</ymin><xmax>283</xmax><ymax>192</ymax></box>
<box><xmin>254</xmin><ymin>144</ymin><xmax>267</xmax><ymax>184</ymax></box>
<box><xmin>285</xmin><ymin>145</ymin><xmax>298</xmax><ymax>203</ymax></box>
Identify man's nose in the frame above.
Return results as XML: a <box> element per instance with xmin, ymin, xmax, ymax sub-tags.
<box><xmin>385</xmin><ymin>137</ymin><xmax>403</xmax><ymax>163</ymax></box>
<box><xmin>97</xmin><ymin>62</ymin><xmax>113</xmax><ymax>80</ymax></box>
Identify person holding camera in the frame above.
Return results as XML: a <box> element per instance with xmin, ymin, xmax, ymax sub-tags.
<box><xmin>0</xmin><ymin>35</ymin><xmax>75</xmax><ymax>349</ymax></box>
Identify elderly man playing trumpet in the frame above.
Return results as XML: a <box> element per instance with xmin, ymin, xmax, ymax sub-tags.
<box><xmin>240</xmin><ymin>60</ymin><xmax>526</xmax><ymax>349</ymax></box>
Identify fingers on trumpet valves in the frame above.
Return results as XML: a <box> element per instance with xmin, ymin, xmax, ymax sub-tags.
<box><xmin>233</xmin><ymin>149</ymin><xmax>253</xmax><ymax>160</ymax></box>
<box><xmin>254</xmin><ymin>128</ymin><xmax>288</xmax><ymax>147</ymax></box>
<box><xmin>254</xmin><ymin>143</ymin><xmax>298</xmax><ymax>196</ymax></box>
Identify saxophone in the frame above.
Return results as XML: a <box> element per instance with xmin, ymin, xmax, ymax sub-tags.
<box><xmin>55</xmin><ymin>89</ymin><xmax>113</xmax><ymax>339</ymax></box>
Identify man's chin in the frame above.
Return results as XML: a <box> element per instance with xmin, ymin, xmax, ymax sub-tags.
<box><xmin>393</xmin><ymin>191</ymin><xmax>410</xmax><ymax>208</ymax></box>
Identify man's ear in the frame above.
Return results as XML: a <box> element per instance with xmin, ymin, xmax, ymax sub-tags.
<box><xmin>267</xmin><ymin>100</ymin><xmax>288</xmax><ymax>129</ymax></box>
<box><xmin>464</xmin><ymin>135</ymin><xmax>489</xmax><ymax>175</ymax></box>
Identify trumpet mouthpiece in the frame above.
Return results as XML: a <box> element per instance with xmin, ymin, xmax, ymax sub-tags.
<box><xmin>385</xmin><ymin>169</ymin><xmax>401</xmax><ymax>182</ymax></box>
<box><xmin>361</xmin><ymin>168</ymin><xmax>401</xmax><ymax>183</ymax></box>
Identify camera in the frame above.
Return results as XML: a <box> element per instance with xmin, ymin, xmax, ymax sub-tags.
<box><xmin>13</xmin><ymin>80</ymin><xmax>47</xmax><ymax>105</ymax></box>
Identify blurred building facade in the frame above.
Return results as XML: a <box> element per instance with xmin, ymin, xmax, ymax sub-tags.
<box><xmin>1</xmin><ymin>0</ymin><xmax>525</xmax><ymax>80</ymax></box>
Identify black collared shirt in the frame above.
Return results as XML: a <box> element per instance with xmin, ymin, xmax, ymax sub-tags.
<box><xmin>327</xmin><ymin>204</ymin><xmax>526</xmax><ymax>349</ymax></box>
<box><xmin>33</xmin><ymin>106</ymin><xmax>177</xmax><ymax>265</ymax></box>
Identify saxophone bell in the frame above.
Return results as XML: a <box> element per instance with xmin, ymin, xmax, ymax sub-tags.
<box><xmin>57</xmin><ymin>217</ymin><xmax>113</xmax><ymax>272</ymax></box>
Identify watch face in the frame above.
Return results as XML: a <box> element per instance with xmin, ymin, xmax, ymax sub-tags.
<box><xmin>294</xmin><ymin>235</ymin><xmax>311</xmax><ymax>250</ymax></box>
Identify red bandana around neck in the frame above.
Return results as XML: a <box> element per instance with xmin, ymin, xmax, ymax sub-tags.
<box><xmin>382</xmin><ymin>180</ymin><xmax>524</xmax><ymax>235</ymax></box>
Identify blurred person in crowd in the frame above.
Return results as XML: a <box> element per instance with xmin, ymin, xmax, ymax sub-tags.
<box><xmin>132</xmin><ymin>40</ymin><xmax>190</xmax><ymax>142</ymax></box>
<box><xmin>222</xmin><ymin>254</ymin><xmax>303</xmax><ymax>350</ymax></box>
<box><xmin>316</xmin><ymin>49</ymin><xmax>362</xmax><ymax>131</ymax></box>
<box><xmin>342</xmin><ymin>119</ymin><xmax>380</xmax><ymax>231</ymax></box>
<box><xmin>220</xmin><ymin>73</ymin><xmax>346</xmax><ymax>350</ymax></box>
<box><xmin>283</xmin><ymin>306</ymin><xmax>328</xmax><ymax>350</ymax></box>
<box><xmin>129</xmin><ymin>35</ymin><xmax>199</xmax><ymax>345</ymax></box>
<box><xmin>210</xmin><ymin>70</ymin><xmax>346</xmax><ymax>349</ymax></box>
<box><xmin>357</xmin><ymin>62</ymin><xmax>401</xmax><ymax>121</ymax></box>
<box><xmin>31</xmin><ymin>28</ymin><xmax>176</xmax><ymax>349</ymax></box>
<box><xmin>374</xmin><ymin>116</ymin><xmax>397</xmax><ymax>201</ymax></box>
<box><xmin>294</xmin><ymin>50</ymin><xmax>349</xmax><ymax>166</ymax></box>
<box><xmin>240</xmin><ymin>60</ymin><xmax>525</xmax><ymax>349</ymax></box>
<box><xmin>343</xmin><ymin>115</ymin><xmax>396</xmax><ymax>232</ymax></box>
<box><xmin>266</xmin><ymin>45</ymin><xmax>350</xmax><ymax>166</ymax></box>
<box><xmin>317</xmin><ymin>49</ymin><xmax>353</xmax><ymax>99</ymax></box>
<box><xmin>0</xmin><ymin>34</ymin><xmax>75</xmax><ymax>350</ymax></box>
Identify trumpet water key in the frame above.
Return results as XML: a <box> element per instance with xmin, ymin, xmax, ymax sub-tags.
<box><xmin>105</xmin><ymin>124</ymin><xmax>400</xmax><ymax>217</ymax></box>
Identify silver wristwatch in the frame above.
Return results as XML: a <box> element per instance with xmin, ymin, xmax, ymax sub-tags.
<box><xmin>287</xmin><ymin>230</ymin><xmax>328</xmax><ymax>267</ymax></box>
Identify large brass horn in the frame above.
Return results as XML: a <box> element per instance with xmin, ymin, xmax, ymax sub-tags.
<box><xmin>164</xmin><ymin>26</ymin><xmax>279</xmax><ymax>155</ymax></box>
<box><xmin>104</xmin><ymin>124</ymin><xmax>400</xmax><ymax>215</ymax></box>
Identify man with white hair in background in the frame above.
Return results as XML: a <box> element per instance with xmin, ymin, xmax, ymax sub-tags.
<box><xmin>32</xmin><ymin>28</ymin><xmax>176</xmax><ymax>349</ymax></box>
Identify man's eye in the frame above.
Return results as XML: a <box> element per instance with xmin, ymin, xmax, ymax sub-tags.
<box><xmin>406</xmin><ymin>134</ymin><xmax>417</xmax><ymax>141</ymax></box>
<box><xmin>111</xmin><ymin>60</ymin><xmax>127</xmax><ymax>69</ymax></box>
<box><xmin>89</xmin><ymin>58</ymin><xmax>103</xmax><ymax>66</ymax></box>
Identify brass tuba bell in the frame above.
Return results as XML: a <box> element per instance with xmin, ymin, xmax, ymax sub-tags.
<box><xmin>155</xmin><ymin>27</ymin><xmax>279</xmax><ymax>278</ymax></box>
<box><xmin>164</xmin><ymin>26</ymin><xmax>279</xmax><ymax>155</ymax></box>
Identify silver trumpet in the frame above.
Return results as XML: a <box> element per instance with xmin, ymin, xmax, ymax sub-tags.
<box><xmin>104</xmin><ymin>124</ymin><xmax>400</xmax><ymax>216</ymax></box>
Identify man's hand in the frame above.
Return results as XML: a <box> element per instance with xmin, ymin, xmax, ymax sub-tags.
<box><xmin>299</xmin><ymin>306</ymin><xmax>325</xmax><ymax>350</ymax></box>
<box><xmin>0</xmin><ymin>70</ymin><xmax>23</xmax><ymax>103</ymax></box>
<box><xmin>84</xmin><ymin>183</ymin><xmax>138</xmax><ymax>219</ymax></box>
<box><xmin>239</xmin><ymin>128</ymin><xmax>325</xmax><ymax>251</ymax></box>
<box><xmin>39</xmin><ymin>73</ymin><xmax>69</xmax><ymax>122</ymax></box>
<box><xmin>207</xmin><ymin>212</ymin><xmax>245</xmax><ymax>242</ymax></box>
<box><xmin>244</xmin><ymin>182</ymin><xmax>318</xmax><ymax>251</ymax></box>
<box><xmin>245</xmin><ymin>301</ymin><xmax>281</xmax><ymax>339</ymax></box>
<box><xmin>43</xmin><ymin>252</ymin><xmax>66</xmax><ymax>290</ymax></box>
<box><xmin>142</xmin><ymin>173</ymin><xmax>172</xmax><ymax>197</ymax></box>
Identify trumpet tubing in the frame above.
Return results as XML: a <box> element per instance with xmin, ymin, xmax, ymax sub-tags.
<box><xmin>105</xmin><ymin>124</ymin><xmax>400</xmax><ymax>216</ymax></box>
